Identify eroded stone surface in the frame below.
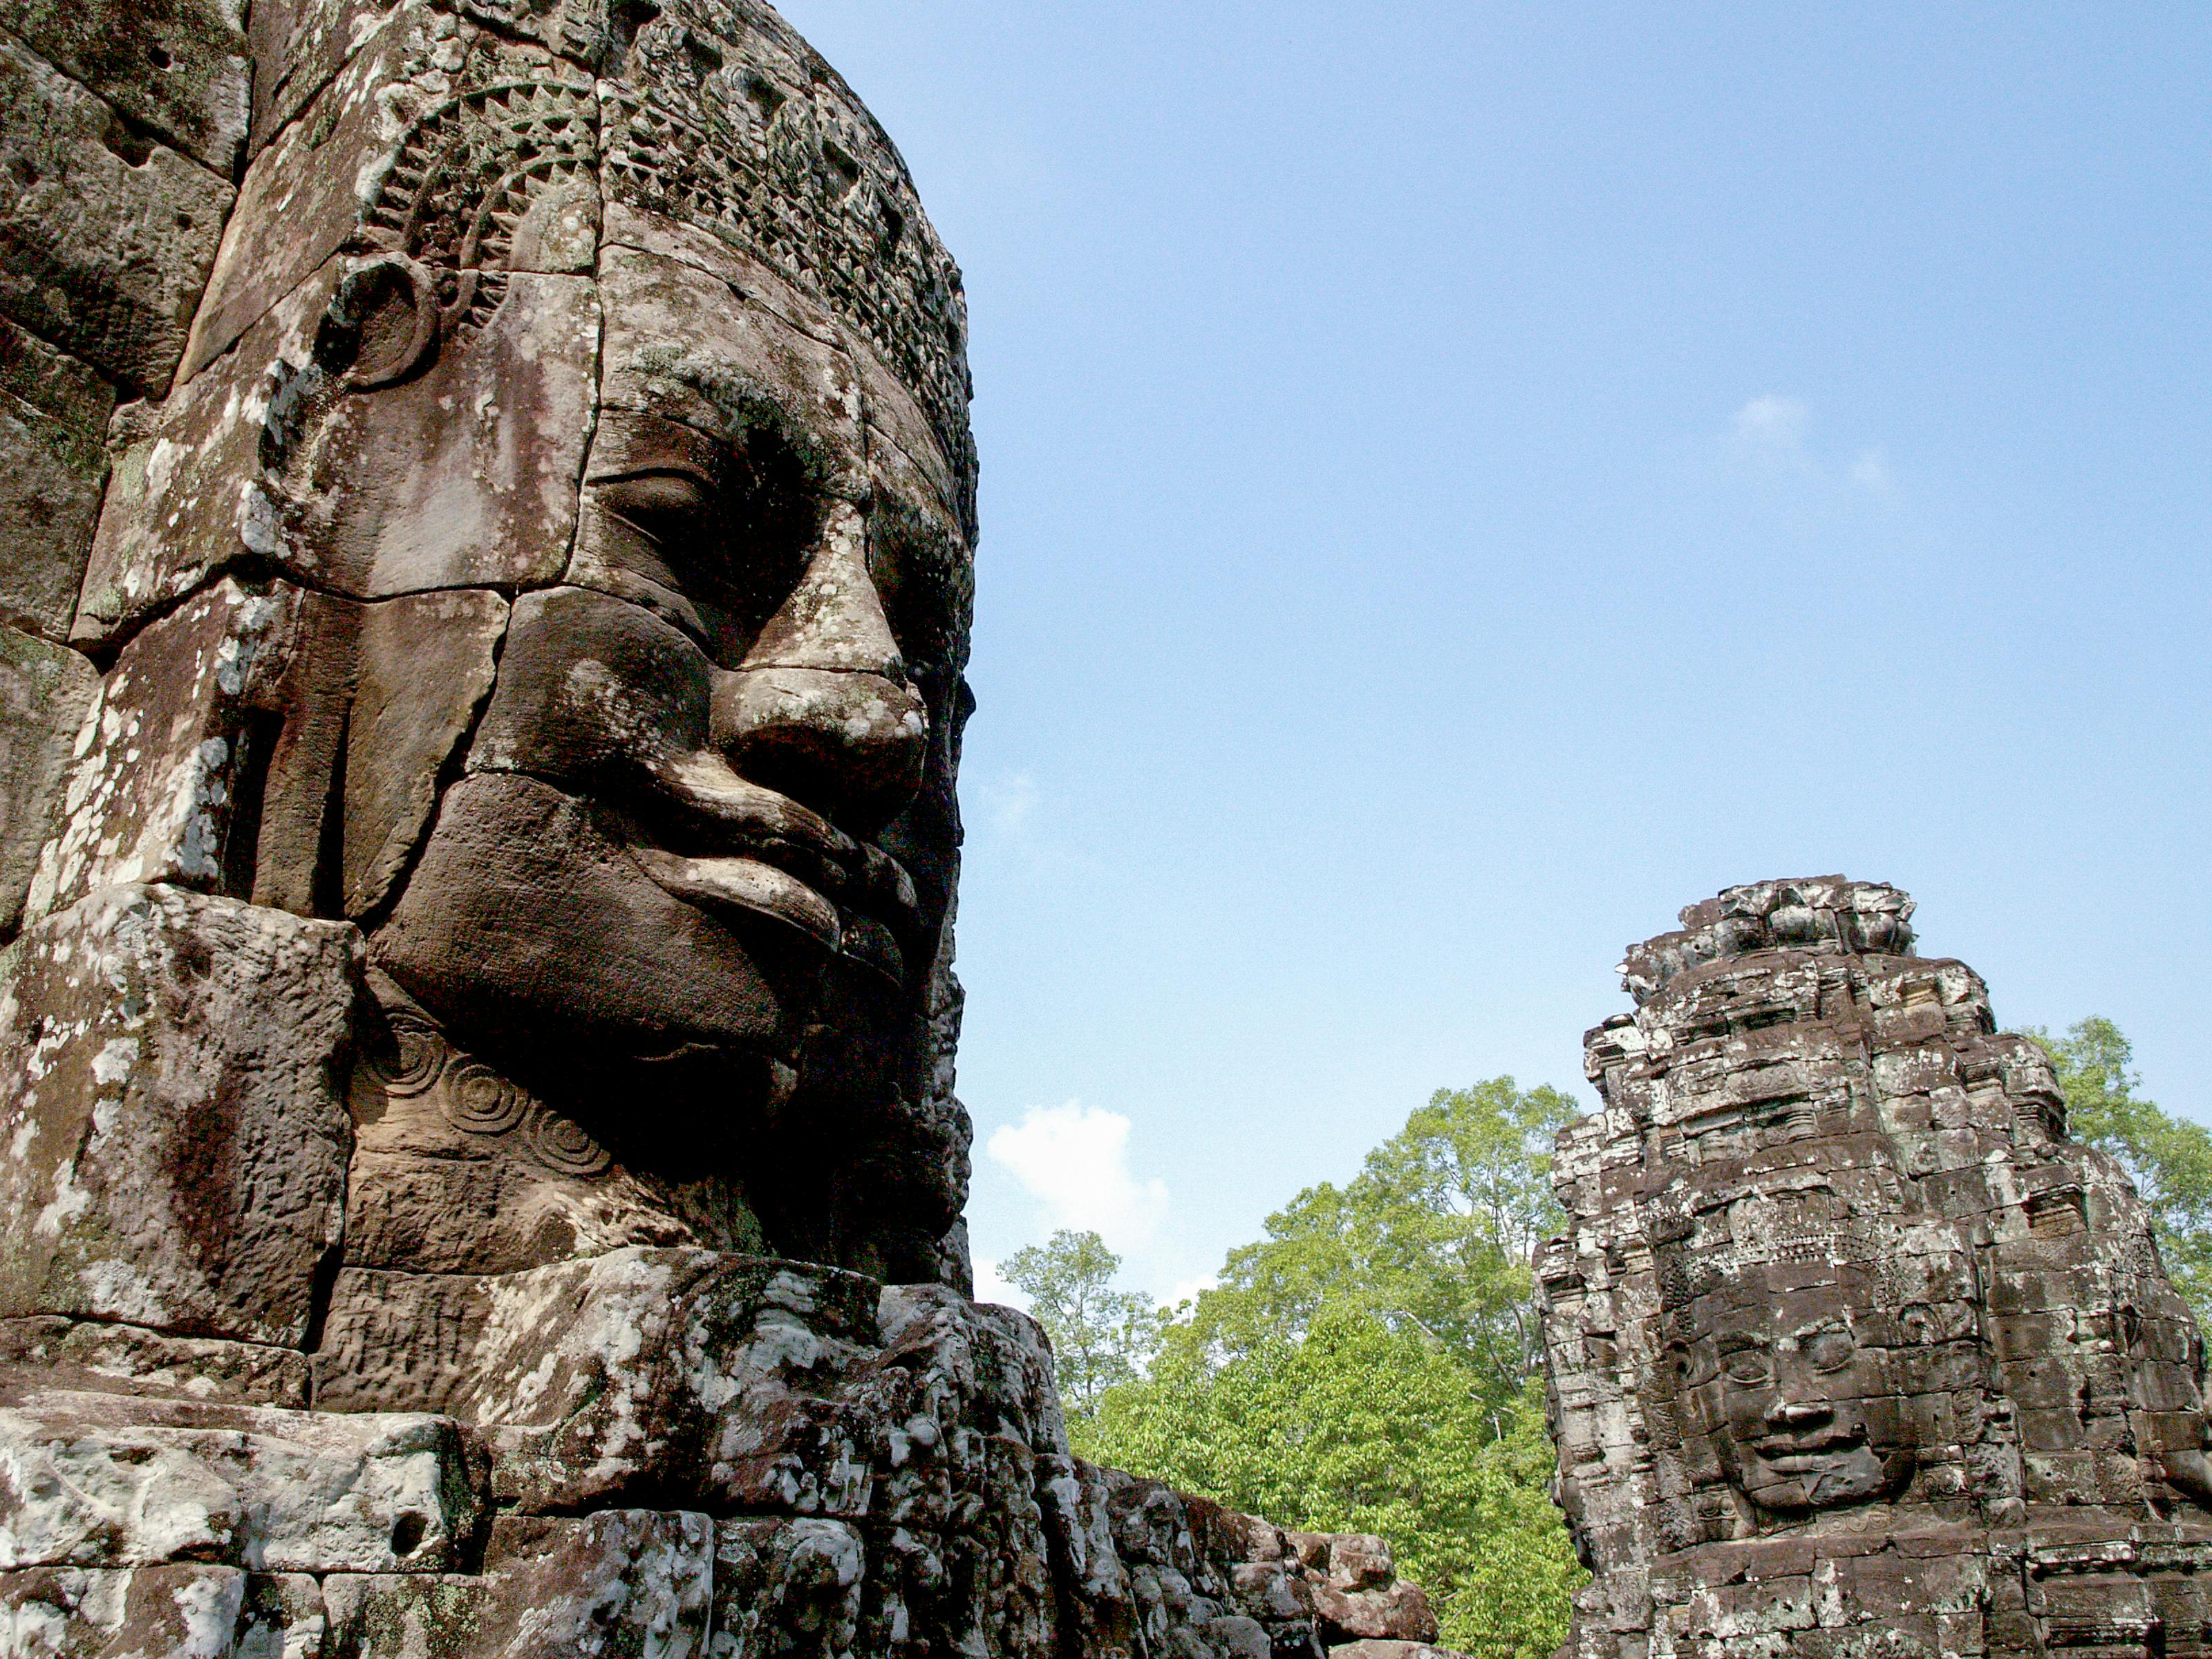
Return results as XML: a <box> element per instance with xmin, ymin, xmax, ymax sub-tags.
<box><xmin>0</xmin><ymin>37</ymin><xmax>232</xmax><ymax>393</ymax></box>
<box><xmin>340</xmin><ymin>589</ymin><xmax>508</xmax><ymax>918</ymax></box>
<box><xmin>321</xmin><ymin>1510</ymin><xmax>715</xmax><ymax>1659</ymax></box>
<box><xmin>0</xmin><ymin>1390</ymin><xmax>481</xmax><ymax>1573</ymax></box>
<box><xmin>71</xmin><ymin>267</ymin><xmax>335</xmax><ymax>648</ymax></box>
<box><xmin>38</xmin><ymin>578</ymin><xmax>508</xmax><ymax>925</ymax></box>
<box><xmin>4</xmin><ymin>0</ymin><xmax>252</xmax><ymax>177</ymax></box>
<box><xmin>0</xmin><ymin>319</ymin><xmax>113</xmax><ymax>642</ymax></box>
<box><xmin>1539</xmin><ymin>878</ymin><xmax>2212</xmax><ymax>1659</ymax></box>
<box><xmin>0</xmin><ymin>1562</ymin><xmax>252</xmax><ymax>1658</ymax></box>
<box><xmin>30</xmin><ymin>579</ymin><xmax>306</xmax><ymax>918</ymax></box>
<box><xmin>0</xmin><ymin>1318</ymin><xmax>309</xmax><ymax>1409</ymax></box>
<box><xmin>0</xmin><ymin>883</ymin><xmax>355</xmax><ymax>1346</ymax></box>
<box><xmin>0</xmin><ymin>628</ymin><xmax>96</xmax><ymax>936</ymax></box>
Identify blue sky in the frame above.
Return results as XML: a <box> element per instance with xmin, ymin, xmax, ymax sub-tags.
<box><xmin>776</xmin><ymin>2</ymin><xmax>2212</xmax><ymax>1305</ymax></box>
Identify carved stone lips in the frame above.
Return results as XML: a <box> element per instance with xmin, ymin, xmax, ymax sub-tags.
<box><xmin>623</xmin><ymin>747</ymin><xmax>920</xmax><ymax>984</ymax></box>
<box><xmin>1752</xmin><ymin>1425</ymin><xmax>1865</xmax><ymax>1468</ymax></box>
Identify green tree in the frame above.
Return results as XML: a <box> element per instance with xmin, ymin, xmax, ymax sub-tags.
<box><xmin>2027</xmin><ymin>1018</ymin><xmax>2212</xmax><ymax>1328</ymax></box>
<box><xmin>1080</xmin><ymin>1308</ymin><xmax>1582</xmax><ymax>1659</ymax></box>
<box><xmin>1084</xmin><ymin>1079</ymin><xmax>1588</xmax><ymax>1659</ymax></box>
<box><xmin>1000</xmin><ymin>1229</ymin><xmax>1164</xmax><ymax>1418</ymax></box>
<box><xmin>1163</xmin><ymin>1078</ymin><xmax>1580</xmax><ymax>1415</ymax></box>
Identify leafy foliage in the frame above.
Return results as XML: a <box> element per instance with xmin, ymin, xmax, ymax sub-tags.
<box><xmin>2027</xmin><ymin>1018</ymin><xmax>2212</xmax><ymax>1329</ymax></box>
<box><xmin>1079</xmin><ymin>1313</ymin><xmax>1583</xmax><ymax>1659</ymax></box>
<box><xmin>1161</xmin><ymin>1079</ymin><xmax>1581</xmax><ymax>1414</ymax></box>
<box><xmin>1079</xmin><ymin>1078</ymin><xmax>1588</xmax><ymax>1659</ymax></box>
<box><xmin>1000</xmin><ymin>1228</ymin><xmax>1164</xmax><ymax>1418</ymax></box>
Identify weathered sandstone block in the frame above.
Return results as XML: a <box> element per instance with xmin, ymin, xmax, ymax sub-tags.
<box><xmin>3</xmin><ymin>0</ymin><xmax>251</xmax><ymax>178</ymax></box>
<box><xmin>35</xmin><ymin>577</ymin><xmax>507</xmax><ymax>926</ymax></box>
<box><xmin>30</xmin><ymin>581</ymin><xmax>305</xmax><ymax>917</ymax></box>
<box><xmin>0</xmin><ymin>1391</ymin><xmax>481</xmax><ymax>1574</ymax></box>
<box><xmin>0</xmin><ymin>883</ymin><xmax>355</xmax><ymax>1345</ymax></box>
<box><xmin>0</xmin><ymin>320</ymin><xmax>113</xmax><ymax>643</ymax></box>
<box><xmin>0</xmin><ymin>1562</ymin><xmax>256</xmax><ymax>1658</ymax></box>
<box><xmin>0</xmin><ymin>37</ymin><xmax>232</xmax><ymax>393</ymax></box>
<box><xmin>321</xmin><ymin>1510</ymin><xmax>715</xmax><ymax>1659</ymax></box>
<box><xmin>0</xmin><ymin>1317</ymin><xmax>308</xmax><ymax>1409</ymax></box>
<box><xmin>0</xmin><ymin>628</ymin><xmax>96</xmax><ymax>935</ymax></box>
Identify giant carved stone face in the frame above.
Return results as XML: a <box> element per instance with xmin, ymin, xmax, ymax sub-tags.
<box><xmin>364</xmin><ymin>242</ymin><xmax>970</xmax><ymax>1103</ymax></box>
<box><xmin>1674</xmin><ymin>1282</ymin><xmax>1914</xmax><ymax>1515</ymax></box>
<box><xmin>55</xmin><ymin>0</ymin><xmax>980</xmax><ymax>1282</ymax></box>
<box><xmin>1662</xmin><ymin>1230</ymin><xmax>1978</xmax><ymax>1522</ymax></box>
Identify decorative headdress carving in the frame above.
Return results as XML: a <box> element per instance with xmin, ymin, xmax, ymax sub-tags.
<box><xmin>358</xmin><ymin>74</ymin><xmax>600</xmax><ymax>339</ymax></box>
<box><xmin>345</xmin><ymin>0</ymin><xmax>973</xmax><ymax>483</ymax></box>
<box><xmin>599</xmin><ymin>1</ymin><xmax>974</xmax><ymax>483</ymax></box>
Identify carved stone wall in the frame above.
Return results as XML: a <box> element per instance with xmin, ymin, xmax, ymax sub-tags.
<box><xmin>0</xmin><ymin>1</ymin><xmax>1463</xmax><ymax>1653</ymax></box>
<box><xmin>1538</xmin><ymin>878</ymin><xmax>2212</xmax><ymax>1659</ymax></box>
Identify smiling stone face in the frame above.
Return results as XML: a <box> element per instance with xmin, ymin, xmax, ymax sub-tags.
<box><xmin>1653</xmin><ymin>1203</ymin><xmax>1987</xmax><ymax>1527</ymax></box>
<box><xmin>31</xmin><ymin>0</ymin><xmax>980</xmax><ymax>1288</ymax></box>
<box><xmin>369</xmin><ymin>232</ymin><xmax>970</xmax><ymax>1100</ymax></box>
<box><xmin>1672</xmin><ymin>1268</ymin><xmax>1919</xmax><ymax>1515</ymax></box>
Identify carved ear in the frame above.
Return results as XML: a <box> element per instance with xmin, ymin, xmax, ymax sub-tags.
<box><xmin>316</xmin><ymin>254</ymin><xmax>441</xmax><ymax>390</ymax></box>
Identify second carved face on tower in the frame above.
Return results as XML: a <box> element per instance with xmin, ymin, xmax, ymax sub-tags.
<box><xmin>372</xmin><ymin>238</ymin><xmax>973</xmax><ymax>1096</ymax></box>
<box><xmin>1671</xmin><ymin>1269</ymin><xmax>1933</xmax><ymax>1520</ymax></box>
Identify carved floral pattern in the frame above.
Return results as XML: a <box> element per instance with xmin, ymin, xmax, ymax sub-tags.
<box><xmin>365</xmin><ymin>1009</ymin><xmax>612</xmax><ymax>1177</ymax></box>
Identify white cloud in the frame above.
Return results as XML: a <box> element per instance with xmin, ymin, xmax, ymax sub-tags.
<box><xmin>1731</xmin><ymin>394</ymin><xmax>1812</xmax><ymax>455</ymax></box>
<box><xmin>986</xmin><ymin>1100</ymin><xmax>1170</xmax><ymax>1250</ymax></box>
<box><xmin>971</xmin><ymin>771</ymin><xmax>1040</xmax><ymax>840</ymax></box>
<box><xmin>1724</xmin><ymin>397</ymin><xmax>1902</xmax><ymax>506</ymax></box>
<box><xmin>1850</xmin><ymin>447</ymin><xmax>1894</xmax><ymax>495</ymax></box>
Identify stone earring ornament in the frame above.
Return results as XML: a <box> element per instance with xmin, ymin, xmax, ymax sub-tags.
<box><xmin>319</xmin><ymin>254</ymin><xmax>443</xmax><ymax>391</ymax></box>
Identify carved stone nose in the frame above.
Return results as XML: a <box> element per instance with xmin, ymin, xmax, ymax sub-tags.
<box><xmin>1765</xmin><ymin>1400</ymin><xmax>1832</xmax><ymax>1430</ymax></box>
<box><xmin>713</xmin><ymin>505</ymin><xmax>928</xmax><ymax>834</ymax></box>
<box><xmin>713</xmin><ymin>665</ymin><xmax>926</xmax><ymax>833</ymax></box>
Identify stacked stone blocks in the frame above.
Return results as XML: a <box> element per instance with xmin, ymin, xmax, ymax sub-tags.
<box><xmin>1539</xmin><ymin>879</ymin><xmax>2212</xmax><ymax>1659</ymax></box>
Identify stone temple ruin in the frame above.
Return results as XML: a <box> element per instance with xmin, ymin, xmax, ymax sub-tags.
<box><xmin>0</xmin><ymin>0</ymin><xmax>1455</xmax><ymax>1652</ymax></box>
<box><xmin>1539</xmin><ymin>878</ymin><xmax>2212</xmax><ymax>1659</ymax></box>
<box><xmin>7</xmin><ymin>0</ymin><xmax>2206</xmax><ymax>1655</ymax></box>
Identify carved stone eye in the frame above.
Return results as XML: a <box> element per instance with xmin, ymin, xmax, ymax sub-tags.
<box><xmin>1722</xmin><ymin>1349</ymin><xmax>1772</xmax><ymax>1387</ymax></box>
<box><xmin>597</xmin><ymin>469</ymin><xmax>715</xmax><ymax>536</ymax></box>
<box><xmin>1804</xmin><ymin>1329</ymin><xmax>1857</xmax><ymax>1373</ymax></box>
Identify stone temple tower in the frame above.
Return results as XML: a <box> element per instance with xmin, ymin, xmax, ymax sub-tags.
<box><xmin>1539</xmin><ymin>878</ymin><xmax>2212</xmax><ymax>1659</ymax></box>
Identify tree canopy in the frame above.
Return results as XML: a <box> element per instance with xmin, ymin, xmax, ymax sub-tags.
<box><xmin>1159</xmin><ymin>1078</ymin><xmax>1580</xmax><ymax>1414</ymax></box>
<box><xmin>1067</xmin><ymin>1078</ymin><xmax>1588</xmax><ymax>1659</ymax></box>
<box><xmin>2027</xmin><ymin>1017</ymin><xmax>2212</xmax><ymax>1329</ymax></box>
<box><xmin>999</xmin><ymin>1228</ymin><xmax>1163</xmax><ymax>1418</ymax></box>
